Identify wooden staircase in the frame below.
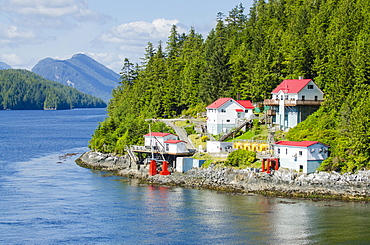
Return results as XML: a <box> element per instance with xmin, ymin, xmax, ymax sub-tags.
<box><xmin>219</xmin><ymin>120</ymin><xmax>252</xmax><ymax>142</ymax></box>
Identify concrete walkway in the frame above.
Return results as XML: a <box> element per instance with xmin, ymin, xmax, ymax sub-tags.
<box><xmin>158</xmin><ymin>119</ymin><xmax>196</xmax><ymax>150</ymax></box>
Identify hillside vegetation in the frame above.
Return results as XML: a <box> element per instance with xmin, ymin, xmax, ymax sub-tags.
<box><xmin>0</xmin><ymin>69</ymin><xmax>107</xmax><ymax>110</ymax></box>
<box><xmin>89</xmin><ymin>0</ymin><xmax>370</xmax><ymax>172</ymax></box>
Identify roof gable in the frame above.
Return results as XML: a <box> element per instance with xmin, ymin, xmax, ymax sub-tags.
<box><xmin>272</xmin><ymin>79</ymin><xmax>312</xmax><ymax>94</ymax></box>
<box><xmin>164</xmin><ymin>140</ymin><xmax>187</xmax><ymax>144</ymax></box>
<box><xmin>144</xmin><ymin>132</ymin><xmax>173</xmax><ymax>137</ymax></box>
<box><xmin>206</xmin><ymin>98</ymin><xmax>254</xmax><ymax>109</ymax></box>
<box><xmin>274</xmin><ymin>141</ymin><xmax>329</xmax><ymax>147</ymax></box>
<box><xmin>206</xmin><ymin>98</ymin><xmax>233</xmax><ymax>109</ymax></box>
<box><xmin>236</xmin><ymin>100</ymin><xmax>254</xmax><ymax>109</ymax></box>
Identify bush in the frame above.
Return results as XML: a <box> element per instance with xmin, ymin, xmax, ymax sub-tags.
<box><xmin>185</xmin><ymin>125</ymin><xmax>196</xmax><ymax>135</ymax></box>
<box><xmin>200</xmin><ymin>135</ymin><xmax>209</xmax><ymax>142</ymax></box>
<box><xmin>225</xmin><ymin>149</ymin><xmax>257</xmax><ymax>167</ymax></box>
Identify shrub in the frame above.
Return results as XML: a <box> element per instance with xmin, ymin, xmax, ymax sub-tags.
<box><xmin>185</xmin><ymin>125</ymin><xmax>196</xmax><ymax>135</ymax></box>
<box><xmin>225</xmin><ymin>149</ymin><xmax>257</xmax><ymax>167</ymax></box>
<box><xmin>200</xmin><ymin>135</ymin><xmax>209</xmax><ymax>142</ymax></box>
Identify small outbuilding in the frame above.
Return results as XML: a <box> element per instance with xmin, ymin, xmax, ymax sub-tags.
<box><xmin>273</xmin><ymin>141</ymin><xmax>329</xmax><ymax>173</ymax></box>
<box><xmin>206</xmin><ymin>141</ymin><xmax>233</xmax><ymax>153</ymax></box>
<box><xmin>144</xmin><ymin>132</ymin><xmax>178</xmax><ymax>149</ymax></box>
<box><xmin>164</xmin><ymin>140</ymin><xmax>188</xmax><ymax>154</ymax></box>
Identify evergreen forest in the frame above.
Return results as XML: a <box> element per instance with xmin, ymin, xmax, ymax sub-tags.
<box><xmin>89</xmin><ymin>0</ymin><xmax>370</xmax><ymax>172</ymax></box>
<box><xmin>0</xmin><ymin>69</ymin><xmax>107</xmax><ymax>110</ymax></box>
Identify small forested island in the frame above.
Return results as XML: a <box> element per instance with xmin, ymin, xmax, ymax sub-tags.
<box><xmin>0</xmin><ymin>69</ymin><xmax>107</xmax><ymax>110</ymax></box>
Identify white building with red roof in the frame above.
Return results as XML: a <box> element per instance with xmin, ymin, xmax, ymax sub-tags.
<box><xmin>206</xmin><ymin>97</ymin><xmax>254</xmax><ymax>135</ymax></box>
<box><xmin>164</xmin><ymin>140</ymin><xmax>188</xmax><ymax>154</ymax></box>
<box><xmin>264</xmin><ymin>78</ymin><xmax>324</xmax><ymax>130</ymax></box>
<box><xmin>143</xmin><ymin>132</ymin><xmax>189</xmax><ymax>154</ymax></box>
<box><xmin>144</xmin><ymin>132</ymin><xmax>178</xmax><ymax>149</ymax></box>
<box><xmin>273</xmin><ymin>141</ymin><xmax>329</xmax><ymax>173</ymax></box>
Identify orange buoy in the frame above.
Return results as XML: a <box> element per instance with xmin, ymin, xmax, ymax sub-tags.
<box><xmin>149</xmin><ymin>160</ymin><xmax>157</xmax><ymax>176</ymax></box>
<box><xmin>159</xmin><ymin>160</ymin><xmax>170</xmax><ymax>175</ymax></box>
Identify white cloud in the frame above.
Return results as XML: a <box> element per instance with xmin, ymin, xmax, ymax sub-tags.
<box><xmin>0</xmin><ymin>0</ymin><xmax>109</xmax><ymax>28</ymax></box>
<box><xmin>0</xmin><ymin>24</ymin><xmax>39</xmax><ymax>45</ymax></box>
<box><xmin>85</xmin><ymin>52</ymin><xmax>125</xmax><ymax>73</ymax></box>
<box><xmin>95</xmin><ymin>18</ymin><xmax>188</xmax><ymax>64</ymax></box>
<box><xmin>98</xmin><ymin>18</ymin><xmax>186</xmax><ymax>45</ymax></box>
<box><xmin>1</xmin><ymin>53</ymin><xmax>26</xmax><ymax>66</ymax></box>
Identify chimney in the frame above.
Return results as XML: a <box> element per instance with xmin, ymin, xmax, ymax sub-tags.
<box><xmin>299</xmin><ymin>76</ymin><xmax>303</xmax><ymax>80</ymax></box>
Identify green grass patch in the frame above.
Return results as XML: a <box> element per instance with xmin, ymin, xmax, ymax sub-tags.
<box><xmin>174</xmin><ymin>120</ymin><xmax>192</xmax><ymax>128</ymax></box>
<box><xmin>192</xmin><ymin>153</ymin><xmax>227</xmax><ymax>168</ymax></box>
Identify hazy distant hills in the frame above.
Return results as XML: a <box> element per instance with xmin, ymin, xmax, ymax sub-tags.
<box><xmin>32</xmin><ymin>54</ymin><xmax>120</xmax><ymax>102</ymax></box>
<box><xmin>0</xmin><ymin>61</ymin><xmax>12</xmax><ymax>70</ymax></box>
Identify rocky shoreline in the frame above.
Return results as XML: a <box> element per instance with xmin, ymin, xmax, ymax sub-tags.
<box><xmin>76</xmin><ymin>151</ymin><xmax>370</xmax><ymax>202</ymax></box>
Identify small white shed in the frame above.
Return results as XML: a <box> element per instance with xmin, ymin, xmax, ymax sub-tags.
<box><xmin>206</xmin><ymin>141</ymin><xmax>233</xmax><ymax>153</ymax></box>
<box><xmin>164</xmin><ymin>140</ymin><xmax>188</xmax><ymax>154</ymax></box>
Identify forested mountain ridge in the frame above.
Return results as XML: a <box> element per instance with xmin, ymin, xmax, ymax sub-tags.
<box><xmin>32</xmin><ymin>54</ymin><xmax>120</xmax><ymax>102</ymax></box>
<box><xmin>89</xmin><ymin>0</ymin><xmax>370</xmax><ymax>172</ymax></box>
<box><xmin>0</xmin><ymin>69</ymin><xmax>107</xmax><ymax>110</ymax></box>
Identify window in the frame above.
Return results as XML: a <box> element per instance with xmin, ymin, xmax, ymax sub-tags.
<box><xmin>226</xmin><ymin>119</ymin><xmax>230</xmax><ymax>122</ymax></box>
<box><xmin>277</xmin><ymin>148</ymin><xmax>280</xmax><ymax>154</ymax></box>
<box><xmin>166</xmin><ymin>144</ymin><xmax>169</xmax><ymax>151</ymax></box>
<box><xmin>286</xmin><ymin>149</ymin><xmax>288</xmax><ymax>154</ymax></box>
<box><xmin>315</xmin><ymin>96</ymin><xmax>318</xmax><ymax>101</ymax></box>
<box><xmin>301</xmin><ymin>95</ymin><xmax>305</xmax><ymax>101</ymax></box>
<box><xmin>299</xmin><ymin>151</ymin><xmax>302</xmax><ymax>157</ymax></box>
<box><xmin>280</xmin><ymin>95</ymin><xmax>284</xmax><ymax>100</ymax></box>
<box><xmin>308</xmin><ymin>85</ymin><xmax>314</xmax><ymax>89</ymax></box>
<box><xmin>221</xmin><ymin>109</ymin><xmax>226</xmax><ymax>113</ymax></box>
<box><xmin>285</xmin><ymin>95</ymin><xmax>288</xmax><ymax>100</ymax></box>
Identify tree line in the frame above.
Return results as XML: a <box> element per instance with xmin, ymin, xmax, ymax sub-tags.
<box><xmin>90</xmin><ymin>0</ymin><xmax>370</xmax><ymax>172</ymax></box>
<box><xmin>0</xmin><ymin>69</ymin><xmax>107</xmax><ymax>110</ymax></box>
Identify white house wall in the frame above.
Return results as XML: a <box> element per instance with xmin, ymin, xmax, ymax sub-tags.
<box><xmin>144</xmin><ymin>134</ymin><xmax>178</xmax><ymax>147</ymax></box>
<box><xmin>297</xmin><ymin>81</ymin><xmax>324</xmax><ymax>101</ymax></box>
<box><xmin>275</xmin><ymin>146</ymin><xmax>308</xmax><ymax>172</ymax></box>
<box><xmin>164</xmin><ymin>142</ymin><xmax>187</xmax><ymax>153</ymax></box>
<box><xmin>306</xmin><ymin>143</ymin><xmax>329</xmax><ymax>160</ymax></box>
<box><xmin>274</xmin><ymin>143</ymin><xmax>329</xmax><ymax>173</ymax></box>
<box><xmin>206</xmin><ymin>141</ymin><xmax>233</xmax><ymax>153</ymax></box>
<box><xmin>207</xmin><ymin>99</ymin><xmax>253</xmax><ymax>135</ymax></box>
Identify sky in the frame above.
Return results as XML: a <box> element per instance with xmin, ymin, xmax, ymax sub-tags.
<box><xmin>0</xmin><ymin>0</ymin><xmax>254</xmax><ymax>73</ymax></box>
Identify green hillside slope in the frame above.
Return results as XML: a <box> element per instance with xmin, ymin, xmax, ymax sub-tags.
<box><xmin>89</xmin><ymin>0</ymin><xmax>370</xmax><ymax>172</ymax></box>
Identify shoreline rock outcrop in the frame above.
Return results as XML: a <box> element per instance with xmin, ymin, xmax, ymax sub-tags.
<box><xmin>76</xmin><ymin>151</ymin><xmax>370</xmax><ymax>202</ymax></box>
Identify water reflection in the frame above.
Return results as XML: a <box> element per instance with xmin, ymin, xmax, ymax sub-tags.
<box><xmin>1</xmin><ymin>151</ymin><xmax>369</xmax><ymax>244</ymax></box>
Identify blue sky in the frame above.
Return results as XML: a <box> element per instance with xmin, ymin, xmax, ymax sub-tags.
<box><xmin>0</xmin><ymin>0</ymin><xmax>253</xmax><ymax>73</ymax></box>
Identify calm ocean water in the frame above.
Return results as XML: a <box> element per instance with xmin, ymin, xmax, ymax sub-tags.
<box><xmin>0</xmin><ymin>108</ymin><xmax>369</xmax><ymax>244</ymax></box>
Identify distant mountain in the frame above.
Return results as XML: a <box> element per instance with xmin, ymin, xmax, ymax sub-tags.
<box><xmin>0</xmin><ymin>61</ymin><xmax>12</xmax><ymax>70</ymax></box>
<box><xmin>32</xmin><ymin>54</ymin><xmax>120</xmax><ymax>102</ymax></box>
<box><xmin>0</xmin><ymin>69</ymin><xmax>106</xmax><ymax>110</ymax></box>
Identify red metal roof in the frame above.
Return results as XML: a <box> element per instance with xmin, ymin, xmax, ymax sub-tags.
<box><xmin>271</xmin><ymin>79</ymin><xmax>312</xmax><ymax>94</ymax></box>
<box><xmin>164</xmin><ymin>140</ymin><xmax>186</xmax><ymax>144</ymax></box>
<box><xmin>206</xmin><ymin>98</ymin><xmax>233</xmax><ymax>109</ymax></box>
<box><xmin>236</xmin><ymin>100</ymin><xmax>254</xmax><ymax>109</ymax></box>
<box><xmin>274</xmin><ymin>141</ymin><xmax>329</xmax><ymax>147</ymax></box>
<box><xmin>144</xmin><ymin>132</ymin><xmax>172</xmax><ymax>137</ymax></box>
<box><xmin>206</xmin><ymin>98</ymin><xmax>254</xmax><ymax>109</ymax></box>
